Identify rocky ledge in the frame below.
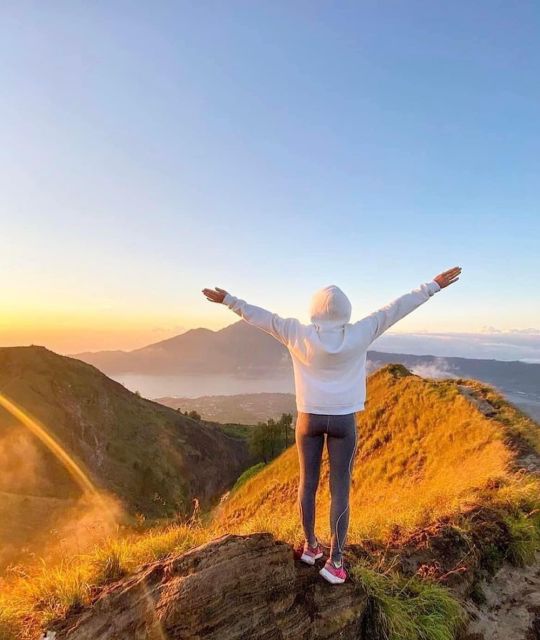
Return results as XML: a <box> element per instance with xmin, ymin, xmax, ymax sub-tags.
<box><xmin>53</xmin><ymin>532</ymin><xmax>368</xmax><ymax>639</ymax></box>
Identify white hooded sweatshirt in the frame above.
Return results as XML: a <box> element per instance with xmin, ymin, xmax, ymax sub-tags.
<box><xmin>222</xmin><ymin>280</ymin><xmax>441</xmax><ymax>415</ymax></box>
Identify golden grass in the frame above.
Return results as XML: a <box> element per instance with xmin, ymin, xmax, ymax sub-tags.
<box><xmin>0</xmin><ymin>523</ymin><xmax>213</xmax><ymax>639</ymax></box>
<box><xmin>214</xmin><ymin>369</ymin><xmax>525</xmax><ymax>546</ymax></box>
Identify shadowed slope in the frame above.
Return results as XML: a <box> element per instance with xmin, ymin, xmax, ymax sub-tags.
<box><xmin>0</xmin><ymin>346</ymin><xmax>252</xmax><ymax>568</ymax></box>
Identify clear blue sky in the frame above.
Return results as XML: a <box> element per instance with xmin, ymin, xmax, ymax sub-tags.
<box><xmin>1</xmin><ymin>1</ymin><xmax>538</xmax><ymax>352</ymax></box>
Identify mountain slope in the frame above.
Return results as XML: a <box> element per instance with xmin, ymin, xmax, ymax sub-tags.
<box><xmin>75</xmin><ymin>321</ymin><xmax>289</xmax><ymax>375</ymax></box>
<box><xmin>0</xmin><ymin>346</ymin><xmax>252</xmax><ymax>566</ymax></box>
<box><xmin>214</xmin><ymin>364</ymin><xmax>539</xmax><ymax>541</ymax></box>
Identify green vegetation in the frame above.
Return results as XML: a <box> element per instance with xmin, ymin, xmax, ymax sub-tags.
<box><xmin>249</xmin><ymin>413</ymin><xmax>293</xmax><ymax>463</ymax></box>
<box><xmin>216</xmin><ymin>423</ymin><xmax>252</xmax><ymax>439</ymax></box>
<box><xmin>353</xmin><ymin>564</ymin><xmax>465</xmax><ymax>640</ymax></box>
<box><xmin>232</xmin><ymin>462</ymin><xmax>266</xmax><ymax>492</ymax></box>
<box><xmin>504</xmin><ymin>510</ymin><xmax>540</xmax><ymax>567</ymax></box>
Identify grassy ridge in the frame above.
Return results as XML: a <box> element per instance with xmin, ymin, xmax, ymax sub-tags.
<box><xmin>214</xmin><ymin>365</ymin><xmax>537</xmax><ymax>545</ymax></box>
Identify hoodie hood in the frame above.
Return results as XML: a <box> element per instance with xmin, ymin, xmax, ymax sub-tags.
<box><xmin>309</xmin><ymin>285</ymin><xmax>352</xmax><ymax>330</ymax></box>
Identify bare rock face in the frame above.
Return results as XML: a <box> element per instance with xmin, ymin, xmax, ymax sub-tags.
<box><xmin>463</xmin><ymin>553</ymin><xmax>540</xmax><ymax>640</ymax></box>
<box><xmin>53</xmin><ymin>532</ymin><xmax>368</xmax><ymax>639</ymax></box>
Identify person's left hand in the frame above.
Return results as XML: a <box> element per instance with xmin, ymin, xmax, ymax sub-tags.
<box><xmin>202</xmin><ymin>287</ymin><xmax>228</xmax><ymax>303</ymax></box>
<box><xmin>433</xmin><ymin>266</ymin><xmax>462</xmax><ymax>289</ymax></box>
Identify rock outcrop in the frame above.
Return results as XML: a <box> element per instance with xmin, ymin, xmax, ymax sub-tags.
<box><xmin>463</xmin><ymin>553</ymin><xmax>540</xmax><ymax>640</ymax></box>
<box><xmin>53</xmin><ymin>532</ymin><xmax>368</xmax><ymax>639</ymax></box>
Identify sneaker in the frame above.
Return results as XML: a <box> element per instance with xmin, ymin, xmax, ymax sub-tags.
<box><xmin>319</xmin><ymin>559</ymin><xmax>347</xmax><ymax>584</ymax></box>
<box><xmin>300</xmin><ymin>540</ymin><xmax>324</xmax><ymax>565</ymax></box>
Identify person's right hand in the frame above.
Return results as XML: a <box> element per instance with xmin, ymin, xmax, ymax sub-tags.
<box><xmin>434</xmin><ymin>266</ymin><xmax>462</xmax><ymax>289</ymax></box>
<box><xmin>202</xmin><ymin>287</ymin><xmax>228</xmax><ymax>303</ymax></box>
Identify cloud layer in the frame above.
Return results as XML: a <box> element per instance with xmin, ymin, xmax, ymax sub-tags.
<box><xmin>373</xmin><ymin>331</ymin><xmax>540</xmax><ymax>362</ymax></box>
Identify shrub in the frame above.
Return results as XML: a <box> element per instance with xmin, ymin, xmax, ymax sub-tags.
<box><xmin>352</xmin><ymin>563</ymin><xmax>465</xmax><ymax>640</ymax></box>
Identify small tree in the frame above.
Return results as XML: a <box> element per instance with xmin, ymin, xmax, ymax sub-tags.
<box><xmin>249</xmin><ymin>417</ymin><xmax>290</xmax><ymax>463</ymax></box>
<box><xmin>279</xmin><ymin>413</ymin><xmax>293</xmax><ymax>447</ymax></box>
<box><xmin>249</xmin><ymin>421</ymin><xmax>273</xmax><ymax>463</ymax></box>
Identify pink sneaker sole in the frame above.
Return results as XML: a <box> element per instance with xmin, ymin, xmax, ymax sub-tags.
<box><xmin>300</xmin><ymin>550</ymin><xmax>323</xmax><ymax>565</ymax></box>
<box><xmin>319</xmin><ymin>565</ymin><xmax>347</xmax><ymax>584</ymax></box>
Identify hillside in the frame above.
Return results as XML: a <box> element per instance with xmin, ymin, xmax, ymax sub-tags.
<box><xmin>0</xmin><ymin>346</ymin><xmax>252</xmax><ymax>566</ymax></box>
<box><xmin>156</xmin><ymin>392</ymin><xmax>297</xmax><ymax>424</ymax></box>
<box><xmin>214</xmin><ymin>364</ymin><xmax>539</xmax><ymax>541</ymax></box>
<box><xmin>1</xmin><ymin>365</ymin><xmax>538</xmax><ymax>639</ymax></box>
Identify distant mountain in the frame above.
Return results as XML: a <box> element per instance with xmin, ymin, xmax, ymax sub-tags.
<box><xmin>75</xmin><ymin>320</ymin><xmax>540</xmax><ymax>385</ymax></box>
<box><xmin>75</xmin><ymin>321</ymin><xmax>540</xmax><ymax>421</ymax></box>
<box><xmin>75</xmin><ymin>321</ymin><xmax>289</xmax><ymax>375</ymax></box>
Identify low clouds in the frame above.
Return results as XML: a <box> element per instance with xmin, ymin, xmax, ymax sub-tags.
<box><xmin>367</xmin><ymin>357</ymin><xmax>458</xmax><ymax>380</ymax></box>
<box><xmin>373</xmin><ymin>330</ymin><xmax>540</xmax><ymax>362</ymax></box>
<box><xmin>409</xmin><ymin>359</ymin><xmax>459</xmax><ymax>380</ymax></box>
<box><xmin>480</xmin><ymin>326</ymin><xmax>540</xmax><ymax>335</ymax></box>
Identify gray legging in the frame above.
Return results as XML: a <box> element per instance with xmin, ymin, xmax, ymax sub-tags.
<box><xmin>295</xmin><ymin>411</ymin><xmax>357</xmax><ymax>564</ymax></box>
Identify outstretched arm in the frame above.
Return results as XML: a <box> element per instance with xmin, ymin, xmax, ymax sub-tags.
<box><xmin>355</xmin><ymin>267</ymin><xmax>462</xmax><ymax>345</ymax></box>
<box><xmin>202</xmin><ymin>286</ymin><xmax>300</xmax><ymax>347</ymax></box>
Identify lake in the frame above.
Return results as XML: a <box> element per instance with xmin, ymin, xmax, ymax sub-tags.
<box><xmin>112</xmin><ymin>372</ymin><xmax>295</xmax><ymax>399</ymax></box>
<box><xmin>111</xmin><ymin>372</ymin><xmax>540</xmax><ymax>423</ymax></box>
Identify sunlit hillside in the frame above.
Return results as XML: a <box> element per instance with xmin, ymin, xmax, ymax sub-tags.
<box><xmin>215</xmin><ymin>364</ymin><xmax>539</xmax><ymax>544</ymax></box>
<box><xmin>1</xmin><ymin>364</ymin><xmax>538</xmax><ymax>639</ymax></box>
